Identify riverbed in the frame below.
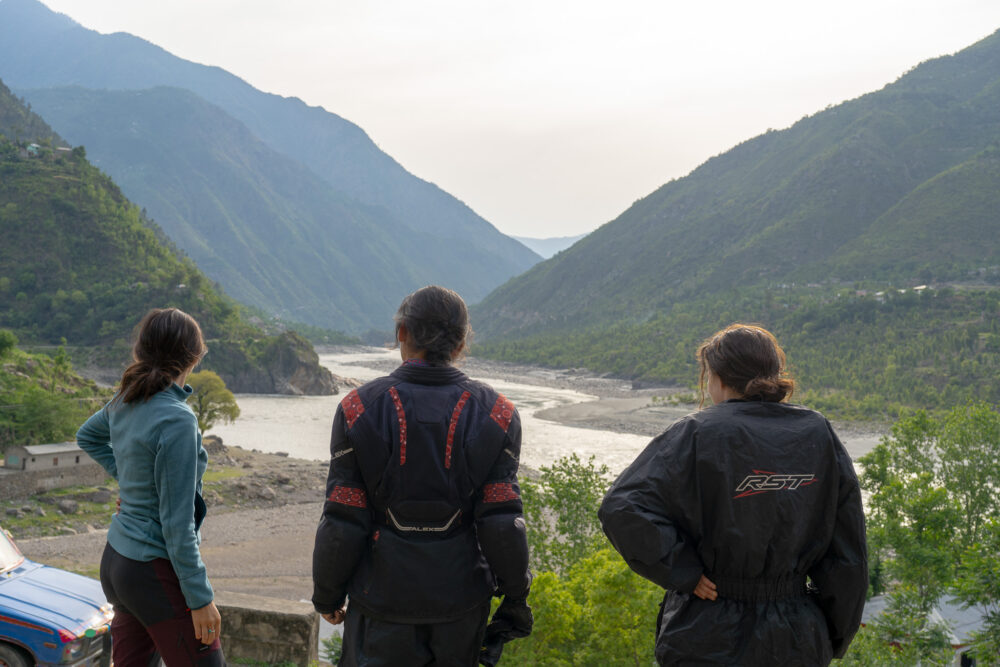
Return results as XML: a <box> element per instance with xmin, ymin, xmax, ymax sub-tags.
<box><xmin>211</xmin><ymin>347</ymin><xmax>882</xmax><ymax>472</ymax></box>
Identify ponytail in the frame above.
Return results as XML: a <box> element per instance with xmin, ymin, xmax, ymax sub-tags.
<box><xmin>115</xmin><ymin>308</ymin><xmax>206</xmax><ymax>405</ymax></box>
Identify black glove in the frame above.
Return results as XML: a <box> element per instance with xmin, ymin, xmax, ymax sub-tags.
<box><xmin>479</xmin><ymin>597</ymin><xmax>533</xmax><ymax>666</ymax></box>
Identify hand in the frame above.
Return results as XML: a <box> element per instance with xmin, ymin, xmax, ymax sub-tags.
<box><xmin>693</xmin><ymin>574</ymin><xmax>717</xmax><ymax>601</ymax></box>
<box><xmin>321</xmin><ymin>606</ymin><xmax>346</xmax><ymax>625</ymax></box>
<box><xmin>191</xmin><ymin>602</ymin><xmax>222</xmax><ymax>645</ymax></box>
<box><xmin>480</xmin><ymin>597</ymin><xmax>533</xmax><ymax>666</ymax></box>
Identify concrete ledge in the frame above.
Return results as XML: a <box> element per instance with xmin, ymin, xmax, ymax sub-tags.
<box><xmin>216</xmin><ymin>591</ymin><xmax>319</xmax><ymax>666</ymax></box>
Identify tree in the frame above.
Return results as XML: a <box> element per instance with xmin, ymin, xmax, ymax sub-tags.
<box><xmin>952</xmin><ymin>519</ymin><xmax>1000</xmax><ymax>663</ymax></box>
<box><xmin>186</xmin><ymin>370</ymin><xmax>240</xmax><ymax>433</ymax></box>
<box><xmin>854</xmin><ymin>403</ymin><xmax>1000</xmax><ymax>663</ymax></box>
<box><xmin>521</xmin><ymin>453</ymin><xmax>610</xmax><ymax>573</ymax></box>
<box><xmin>498</xmin><ymin>455</ymin><xmax>663</xmax><ymax>665</ymax></box>
<box><xmin>0</xmin><ymin>329</ymin><xmax>16</xmax><ymax>358</ymax></box>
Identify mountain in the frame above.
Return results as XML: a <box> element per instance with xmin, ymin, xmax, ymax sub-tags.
<box><xmin>476</xmin><ymin>29</ymin><xmax>1000</xmax><ymax>335</ymax></box>
<box><xmin>472</xmin><ymin>29</ymin><xmax>1000</xmax><ymax>417</ymax></box>
<box><xmin>514</xmin><ymin>234</ymin><xmax>588</xmax><ymax>259</ymax></box>
<box><xmin>19</xmin><ymin>86</ymin><xmax>458</xmax><ymax>330</ymax></box>
<box><xmin>0</xmin><ymin>0</ymin><xmax>540</xmax><ymax>331</ymax></box>
<box><xmin>0</xmin><ymin>82</ymin><xmax>336</xmax><ymax>395</ymax></box>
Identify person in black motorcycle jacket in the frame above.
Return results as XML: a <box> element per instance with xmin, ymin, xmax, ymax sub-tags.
<box><xmin>599</xmin><ymin>324</ymin><xmax>867</xmax><ymax>666</ymax></box>
<box><xmin>312</xmin><ymin>286</ymin><xmax>532</xmax><ymax>667</ymax></box>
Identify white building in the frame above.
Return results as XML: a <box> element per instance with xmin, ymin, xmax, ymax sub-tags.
<box><xmin>3</xmin><ymin>442</ymin><xmax>93</xmax><ymax>471</ymax></box>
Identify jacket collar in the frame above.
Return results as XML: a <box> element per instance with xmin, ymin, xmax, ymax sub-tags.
<box><xmin>390</xmin><ymin>363</ymin><xmax>469</xmax><ymax>386</ymax></box>
<box><xmin>169</xmin><ymin>383</ymin><xmax>194</xmax><ymax>399</ymax></box>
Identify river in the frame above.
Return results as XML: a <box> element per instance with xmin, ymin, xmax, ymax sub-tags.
<box><xmin>211</xmin><ymin>348</ymin><xmax>879</xmax><ymax>474</ymax></box>
<box><xmin>211</xmin><ymin>348</ymin><xmax>653</xmax><ymax>473</ymax></box>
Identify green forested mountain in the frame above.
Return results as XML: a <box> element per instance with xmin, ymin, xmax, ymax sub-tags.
<box><xmin>19</xmin><ymin>86</ymin><xmax>462</xmax><ymax>330</ymax></box>
<box><xmin>0</xmin><ymin>85</ymin><xmax>335</xmax><ymax>394</ymax></box>
<box><xmin>473</xmin><ymin>29</ymin><xmax>1000</xmax><ymax>417</ymax></box>
<box><xmin>0</xmin><ymin>0</ymin><xmax>540</xmax><ymax>332</ymax></box>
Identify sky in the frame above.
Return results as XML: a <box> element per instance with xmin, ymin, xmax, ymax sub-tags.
<box><xmin>37</xmin><ymin>1</ymin><xmax>1000</xmax><ymax>238</ymax></box>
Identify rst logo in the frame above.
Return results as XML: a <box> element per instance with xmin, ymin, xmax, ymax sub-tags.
<box><xmin>734</xmin><ymin>470</ymin><xmax>817</xmax><ymax>498</ymax></box>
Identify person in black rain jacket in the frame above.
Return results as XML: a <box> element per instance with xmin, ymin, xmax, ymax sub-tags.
<box><xmin>599</xmin><ymin>324</ymin><xmax>867</xmax><ymax>666</ymax></box>
<box><xmin>312</xmin><ymin>286</ymin><xmax>532</xmax><ymax>667</ymax></box>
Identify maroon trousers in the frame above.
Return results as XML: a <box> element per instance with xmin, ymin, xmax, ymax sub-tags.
<box><xmin>100</xmin><ymin>543</ymin><xmax>225</xmax><ymax>667</ymax></box>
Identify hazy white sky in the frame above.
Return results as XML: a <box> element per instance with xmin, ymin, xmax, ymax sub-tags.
<box><xmin>38</xmin><ymin>1</ymin><xmax>1000</xmax><ymax>237</ymax></box>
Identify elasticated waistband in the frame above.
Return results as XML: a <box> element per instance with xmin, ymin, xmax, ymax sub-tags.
<box><xmin>711</xmin><ymin>574</ymin><xmax>807</xmax><ymax>602</ymax></box>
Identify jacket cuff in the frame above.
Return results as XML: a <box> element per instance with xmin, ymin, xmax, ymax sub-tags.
<box><xmin>313</xmin><ymin>593</ymin><xmax>347</xmax><ymax>615</ymax></box>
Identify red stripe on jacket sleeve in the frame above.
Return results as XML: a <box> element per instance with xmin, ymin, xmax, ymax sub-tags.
<box><xmin>483</xmin><ymin>482</ymin><xmax>519</xmax><ymax>503</ymax></box>
<box><xmin>328</xmin><ymin>485</ymin><xmax>368</xmax><ymax>508</ymax></box>
<box><xmin>341</xmin><ymin>389</ymin><xmax>365</xmax><ymax>429</ymax></box>
<box><xmin>489</xmin><ymin>394</ymin><xmax>515</xmax><ymax>433</ymax></box>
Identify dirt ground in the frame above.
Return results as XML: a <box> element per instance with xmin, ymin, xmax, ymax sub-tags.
<box><xmin>17</xmin><ymin>443</ymin><xmax>329</xmax><ymax>603</ymax></box>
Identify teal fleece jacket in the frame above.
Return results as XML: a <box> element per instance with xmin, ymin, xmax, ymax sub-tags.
<box><xmin>76</xmin><ymin>383</ymin><xmax>213</xmax><ymax>609</ymax></box>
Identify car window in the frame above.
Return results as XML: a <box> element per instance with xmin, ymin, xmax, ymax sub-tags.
<box><xmin>0</xmin><ymin>530</ymin><xmax>24</xmax><ymax>573</ymax></box>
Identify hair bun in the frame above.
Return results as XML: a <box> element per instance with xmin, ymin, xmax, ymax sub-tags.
<box><xmin>743</xmin><ymin>376</ymin><xmax>794</xmax><ymax>402</ymax></box>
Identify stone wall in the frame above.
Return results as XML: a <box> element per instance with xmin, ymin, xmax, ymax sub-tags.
<box><xmin>216</xmin><ymin>592</ymin><xmax>319</xmax><ymax>666</ymax></box>
<box><xmin>0</xmin><ymin>462</ymin><xmax>109</xmax><ymax>501</ymax></box>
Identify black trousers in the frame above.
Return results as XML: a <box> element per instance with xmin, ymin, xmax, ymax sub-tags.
<box><xmin>340</xmin><ymin>602</ymin><xmax>491</xmax><ymax>667</ymax></box>
<box><xmin>100</xmin><ymin>543</ymin><xmax>226</xmax><ymax>667</ymax></box>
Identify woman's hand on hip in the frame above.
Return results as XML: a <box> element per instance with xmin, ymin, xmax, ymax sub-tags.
<box><xmin>192</xmin><ymin>601</ymin><xmax>222</xmax><ymax>645</ymax></box>
<box><xmin>693</xmin><ymin>575</ymin><xmax>718</xmax><ymax>601</ymax></box>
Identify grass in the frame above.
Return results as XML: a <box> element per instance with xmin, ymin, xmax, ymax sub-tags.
<box><xmin>1</xmin><ymin>480</ymin><xmax>117</xmax><ymax>539</ymax></box>
<box><xmin>202</xmin><ymin>467</ymin><xmax>247</xmax><ymax>483</ymax></box>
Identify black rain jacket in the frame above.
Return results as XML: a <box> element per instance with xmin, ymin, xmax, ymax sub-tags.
<box><xmin>599</xmin><ymin>400</ymin><xmax>867</xmax><ymax>666</ymax></box>
<box><xmin>312</xmin><ymin>363</ymin><xmax>531</xmax><ymax>624</ymax></box>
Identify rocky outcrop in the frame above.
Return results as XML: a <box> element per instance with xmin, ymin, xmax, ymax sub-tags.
<box><xmin>205</xmin><ymin>332</ymin><xmax>338</xmax><ymax>396</ymax></box>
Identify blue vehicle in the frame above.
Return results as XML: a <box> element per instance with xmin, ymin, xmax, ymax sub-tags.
<box><xmin>0</xmin><ymin>527</ymin><xmax>112</xmax><ymax>667</ymax></box>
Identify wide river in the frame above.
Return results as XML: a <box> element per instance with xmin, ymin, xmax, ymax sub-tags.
<box><xmin>212</xmin><ymin>348</ymin><xmax>878</xmax><ymax>474</ymax></box>
<box><xmin>213</xmin><ymin>348</ymin><xmax>651</xmax><ymax>473</ymax></box>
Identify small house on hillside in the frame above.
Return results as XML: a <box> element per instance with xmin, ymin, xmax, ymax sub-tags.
<box><xmin>3</xmin><ymin>442</ymin><xmax>93</xmax><ymax>471</ymax></box>
<box><xmin>26</xmin><ymin>143</ymin><xmax>40</xmax><ymax>157</ymax></box>
<box><xmin>862</xmin><ymin>595</ymin><xmax>985</xmax><ymax>665</ymax></box>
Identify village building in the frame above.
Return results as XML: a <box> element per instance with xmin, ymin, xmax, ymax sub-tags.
<box><xmin>862</xmin><ymin>595</ymin><xmax>985</xmax><ymax>666</ymax></box>
<box><xmin>3</xmin><ymin>442</ymin><xmax>93</xmax><ymax>471</ymax></box>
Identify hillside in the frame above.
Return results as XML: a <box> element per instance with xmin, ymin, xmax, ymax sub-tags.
<box><xmin>19</xmin><ymin>86</ymin><xmax>462</xmax><ymax>330</ymax></box>
<box><xmin>0</xmin><ymin>331</ymin><xmax>108</xmax><ymax>451</ymax></box>
<box><xmin>0</xmin><ymin>78</ymin><xmax>63</xmax><ymax>146</ymax></box>
<box><xmin>0</xmin><ymin>0</ymin><xmax>540</xmax><ymax>331</ymax></box>
<box><xmin>474</xmin><ymin>29</ymin><xmax>1000</xmax><ymax>336</ymax></box>
<box><xmin>472</xmin><ymin>29</ymin><xmax>1000</xmax><ymax>417</ymax></box>
<box><xmin>0</xmin><ymin>86</ymin><xmax>335</xmax><ymax>395</ymax></box>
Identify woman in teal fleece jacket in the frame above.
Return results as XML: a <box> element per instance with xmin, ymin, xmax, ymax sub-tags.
<box><xmin>77</xmin><ymin>308</ymin><xmax>224</xmax><ymax>666</ymax></box>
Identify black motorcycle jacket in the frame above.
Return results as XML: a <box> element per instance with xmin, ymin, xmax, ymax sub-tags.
<box><xmin>312</xmin><ymin>362</ymin><xmax>531</xmax><ymax>624</ymax></box>
<box><xmin>599</xmin><ymin>400</ymin><xmax>867</xmax><ymax>665</ymax></box>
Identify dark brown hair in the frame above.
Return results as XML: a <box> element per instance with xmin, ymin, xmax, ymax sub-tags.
<box><xmin>393</xmin><ymin>285</ymin><xmax>472</xmax><ymax>366</ymax></box>
<box><xmin>116</xmin><ymin>308</ymin><xmax>206</xmax><ymax>404</ymax></box>
<box><xmin>697</xmin><ymin>323</ymin><xmax>795</xmax><ymax>405</ymax></box>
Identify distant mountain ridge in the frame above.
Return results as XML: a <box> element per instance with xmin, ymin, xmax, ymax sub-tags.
<box><xmin>514</xmin><ymin>234</ymin><xmax>588</xmax><ymax>259</ymax></box>
<box><xmin>474</xmin><ymin>28</ymin><xmax>1000</xmax><ymax>338</ymax></box>
<box><xmin>0</xmin><ymin>0</ymin><xmax>540</xmax><ymax>331</ymax></box>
